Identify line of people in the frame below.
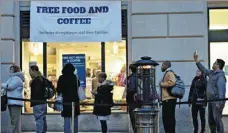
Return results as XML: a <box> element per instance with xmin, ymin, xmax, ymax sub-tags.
<box><xmin>1</xmin><ymin>51</ymin><xmax>227</xmax><ymax>133</ymax></box>
<box><xmin>126</xmin><ymin>51</ymin><xmax>226</xmax><ymax>133</ymax></box>
<box><xmin>1</xmin><ymin>63</ymin><xmax>114</xmax><ymax>133</ymax></box>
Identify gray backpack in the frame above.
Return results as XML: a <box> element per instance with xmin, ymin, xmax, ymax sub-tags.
<box><xmin>164</xmin><ymin>71</ymin><xmax>185</xmax><ymax>99</ymax></box>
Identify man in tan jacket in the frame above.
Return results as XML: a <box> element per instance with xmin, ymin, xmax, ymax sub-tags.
<box><xmin>160</xmin><ymin>61</ymin><xmax>177</xmax><ymax>133</ymax></box>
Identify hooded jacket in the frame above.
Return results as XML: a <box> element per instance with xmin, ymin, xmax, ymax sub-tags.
<box><xmin>196</xmin><ymin>62</ymin><xmax>227</xmax><ymax>107</ymax></box>
<box><xmin>93</xmin><ymin>80</ymin><xmax>114</xmax><ymax>116</ymax></box>
<box><xmin>1</xmin><ymin>72</ymin><xmax>25</xmax><ymax>106</ymax></box>
<box><xmin>57</xmin><ymin>63</ymin><xmax>80</xmax><ymax>117</ymax></box>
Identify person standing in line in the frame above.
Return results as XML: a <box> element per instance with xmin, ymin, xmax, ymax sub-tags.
<box><xmin>92</xmin><ymin>72</ymin><xmax>114</xmax><ymax>133</ymax></box>
<box><xmin>188</xmin><ymin>70</ymin><xmax>207</xmax><ymax>133</ymax></box>
<box><xmin>57</xmin><ymin>63</ymin><xmax>80</xmax><ymax>133</ymax></box>
<box><xmin>29</xmin><ymin>65</ymin><xmax>47</xmax><ymax>133</ymax></box>
<box><xmin>194</xmin><ymin>52</ymin><xmax>226</xmax><ymax>133</ymax></box>
<box><xmin>159</xmin><ymin>61</ymin><xmax>177</xmax><ymax>133</ymax></box>
<box><xmin>126</xmin><ymin>63</ymin><xmax>138</xmax><ymax>133</ymax></box>
<box><xmin>1</xmin><ymin>65</ymin><xmax>24</xmax><ymax>133</ymax></box>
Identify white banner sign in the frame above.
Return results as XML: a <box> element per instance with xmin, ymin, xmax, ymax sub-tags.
<box><xmin>30</xmin><ymin>1</ymin><xmax>121</xmax><ymax>42</ymax></box>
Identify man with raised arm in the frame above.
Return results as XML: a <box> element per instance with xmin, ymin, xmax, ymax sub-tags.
<box><xmin>193</xmin><ymin>51</ymin><xmax>226</xmax><ymax>133</ymax></box>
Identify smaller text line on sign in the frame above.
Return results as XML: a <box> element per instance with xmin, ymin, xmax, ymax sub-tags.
<box><xmin>30</xmin><ymin>1</ymin><xmax>121</xmax><ymax>42</ymax></box>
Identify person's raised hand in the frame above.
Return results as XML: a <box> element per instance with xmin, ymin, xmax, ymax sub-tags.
<box><xmin>193</xmin><ymin>50</ymin><xmax>199</xmax><ymax>63</ymax></box>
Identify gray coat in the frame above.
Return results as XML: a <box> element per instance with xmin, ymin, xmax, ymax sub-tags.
<box><xmin>196</xmin><ymin>62</ymin><xmax>226</xmax><ymax>107</ymax></box>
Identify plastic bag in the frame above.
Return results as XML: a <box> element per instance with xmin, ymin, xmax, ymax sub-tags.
<box><xmin>78</xmin><ymin>87</ymin><xmax>86</xmax><ymax>101</ymax></box>
<box><xmin>53</xmin><ymin>94</ymin><xmax>63</xmax><ymax>112</ymax></box>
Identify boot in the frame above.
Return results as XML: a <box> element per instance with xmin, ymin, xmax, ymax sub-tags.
<box><xmin>194</xmin><ymin>130</ymin><xmax>198</xmax><ymax>133</ymax></box>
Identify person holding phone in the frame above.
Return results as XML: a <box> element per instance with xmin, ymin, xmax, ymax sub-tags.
<box><xmin>194</xmin><ymin>51</ymin><xmax>226</xmax><ymax>133</ymax></box>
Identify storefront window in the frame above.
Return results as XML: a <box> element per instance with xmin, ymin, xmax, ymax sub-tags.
<box><xmin>105</xmin><ymin>40</ymin><xmax>127</xmax><ymax>112</ymax></box>
<box><xmin>22</xmin><ymin>40</ymin><xmax>43</xmax><ymax>113</ymax></box>
<box><xmin>46</xmin><ymin>42</ymin><xmax>101</xmax><ymax>113</ymax></box>
<box><xmin>22</xmin><ymin>40</ymin><xmax>127</xmax><ymax>114</ymax></box>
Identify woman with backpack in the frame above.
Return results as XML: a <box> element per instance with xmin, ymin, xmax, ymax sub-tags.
<box><xmin>57</xmin><ymin>63</ymin><xmax>80</xmax><ymax>133</ymax></box>
<box><xmin>1</xmin><ymin>65</ymin><xmax>24</xmax><ymax>133</ymax></box>
<box><xmin>188</xmin><ymin>70</ymin><xmax>207</xmax><ymax>133</ymax></box>
<box><xmin>92</xmin><ymin>72</ymin><xmax>114</xmax><ymax>133</ymax></box>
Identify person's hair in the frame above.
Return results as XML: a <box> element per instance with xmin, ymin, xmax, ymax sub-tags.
<box><xmin>30</xmin><ymin>65</ymin><xmax>39</xmax><ymax>71</ymax></box>
<box><xmin>163</xmin><ymin>61</ymin><xmax>171</xmax><ymax>68</ymax></box>
<box><xmin>99</xmin><ymin>72</ymin><xmax>107</xmax><ymax>80</ymax></box>
<box><xmin>217</xmin><ymin>59</ymin><xmax>225</xmax><ymax>70</ymax></box>
<box><xmin>10</xmin><ymin>65</ymin><xmax>21</xmax><ymax>73</ymax></box>
<box><xmin>62</xmin><ymin>63</ymin><xmax>75</xmax><ymax>75</ymax></box>
<box><xmin>129</xmin><ymin>64</ymin><xmax>136</xmax><ymax>73</ymax></box>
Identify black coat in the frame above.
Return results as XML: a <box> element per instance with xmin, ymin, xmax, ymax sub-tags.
<box><xmin>57</xmin><ymin>74</ymin><xmax>80</xmax><ymax>117</ymax></box>
<box><xmin>188</xmin><ymin>75</ymin><xmax>207</xmax><ymax>106</ymax></box>
<box><xmin>93</xmin><ymin>80</ymin><xmax>114</xmax><ymax>116</ymax></box>
<box><xmin>30</xmin><ymin>77</ymin><xmax>46</xmax><ymax>107</ymax></box>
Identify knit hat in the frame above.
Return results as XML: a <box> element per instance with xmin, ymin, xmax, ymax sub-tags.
<box><xmin>163</xmin><ymin>61</ymin><xmax>171</xmax><ymax>68</ymax></box>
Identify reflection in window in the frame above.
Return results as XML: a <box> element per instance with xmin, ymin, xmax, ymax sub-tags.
<box><xmin>22</xmin><ymin>41</ymin><xmax>43</xmax><ymax>113</ymax></box>
<box><xmin>47</xmin><ymin>42</ymin><xmax>101</xmax><ymax>113</ymax></box>
<box><xmin>22</xmin><ymin>41</ymin><xmax>127</xmax><ymax>114</ymax></box>
<box><xmin>105</xmin><ymin>40</ymin><xmax>127</xmax><ymax>112</ymax></box>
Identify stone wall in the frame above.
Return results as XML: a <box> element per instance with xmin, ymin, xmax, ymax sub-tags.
<box><xmin>127</xmin><ymin>1</ymin><xmax>208</xmax><ymax>101</ymax></box>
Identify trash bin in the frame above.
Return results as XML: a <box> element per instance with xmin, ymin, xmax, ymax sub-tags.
<box><xmin>134</xmin><ymin>107</ymin><xmax>159</xmax><ymax>133</ymax></box>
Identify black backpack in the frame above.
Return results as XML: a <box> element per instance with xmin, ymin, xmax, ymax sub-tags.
<box><xmin>1</xmin><ymin>89</ymin><xmax>7</xmax><ymax>112</ymax></box>
<box><xmin>43</xmin><ymin>77</ymin><xmax>56</xmax><ymax>99</ymax></box>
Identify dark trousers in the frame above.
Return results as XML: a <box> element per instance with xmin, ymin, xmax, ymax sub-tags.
<box><xmin>208</xmin><ymin>103</ymin><xmax>224</xmax><ymax>133</ymax></box>
<box><xmin>192</xmin><ymin>104</ymin><xmax>206</xmax><ymax>133</ymax></box>
<box><xmin>162</xmin><ymin>99</ymin><xmax>177</xmax><ymax>133</ymax></box>
<box><xmin>129</xmin><ymin>106</ymin><xmax>136</xmax><ymax>133</ymax></box>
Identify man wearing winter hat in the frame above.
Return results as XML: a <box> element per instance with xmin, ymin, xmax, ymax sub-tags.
<box><xmin>160</xmin><ymin>61</ymin><xmax>177</xmax><ymax>133</ymax></box>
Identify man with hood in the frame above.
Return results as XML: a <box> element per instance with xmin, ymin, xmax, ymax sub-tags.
<box><xmin>1</xmin><ymin>65</ymin><xmax>25</xmax><ymax>133</ymax></box>
<box><xmin>160</xmin><ymin>61</ymin><xmax>177</xmax><ymax>133</ymax></box>
<box><xmin>92</xmin><ymin>72</ymin><xmax>114</xmax><ymax>133</ymax></box>
<box><xmin>194</xmin><ymin>52</ymin><xmax>226</xmax><ymax>133</ymax></box>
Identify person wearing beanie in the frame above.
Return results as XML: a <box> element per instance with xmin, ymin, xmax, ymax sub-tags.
<box><xmin>159</xmin><ymin>61</ymin><xmax>177</xmax><ymax>133</ymax></box>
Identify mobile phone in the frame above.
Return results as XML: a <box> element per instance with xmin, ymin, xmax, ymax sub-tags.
<box><xmin>195</xmin><ymin>49</ymin><xmax>198</xmax><ymax>55</ymax></box>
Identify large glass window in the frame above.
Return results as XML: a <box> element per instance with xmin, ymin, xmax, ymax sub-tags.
<box><xmin>105</xmin><ymin>40</ymin><xmax>127</xmax><ymax>112</ymax></box>
<box><xmin>21</xmin><ymin>40</ymin><xmax>126</xmax><ymax>114</ymax></box>
<box><xmin>22</xmin><ymin>41</ymin><xmax>43</xmax><ymax>113</ymax></box>
<box><xmin>46</xmin><ymin>42</ymin><xmax>101</xmax><ymax>113</ymax></box>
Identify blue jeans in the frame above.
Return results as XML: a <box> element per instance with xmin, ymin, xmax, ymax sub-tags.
<box><xmin>208</xmin><ymin>103</ymin><xmax>224</xmax><ymax>133</ymax></box>
<box><xmin>33</xmin><ymin>104</ymin><xmax>47</xmax><ymax>133</ymax></box>
<box><xmin>64</xmin><ymin>117</ymin><xmax>78</xmax><ymax>133</ymax></box>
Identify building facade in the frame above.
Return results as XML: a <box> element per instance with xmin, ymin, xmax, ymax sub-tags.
<box><xmin>1</xmin><ymin>1</ymin><xmax>228</xmax><ymax>132</ymax></box>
